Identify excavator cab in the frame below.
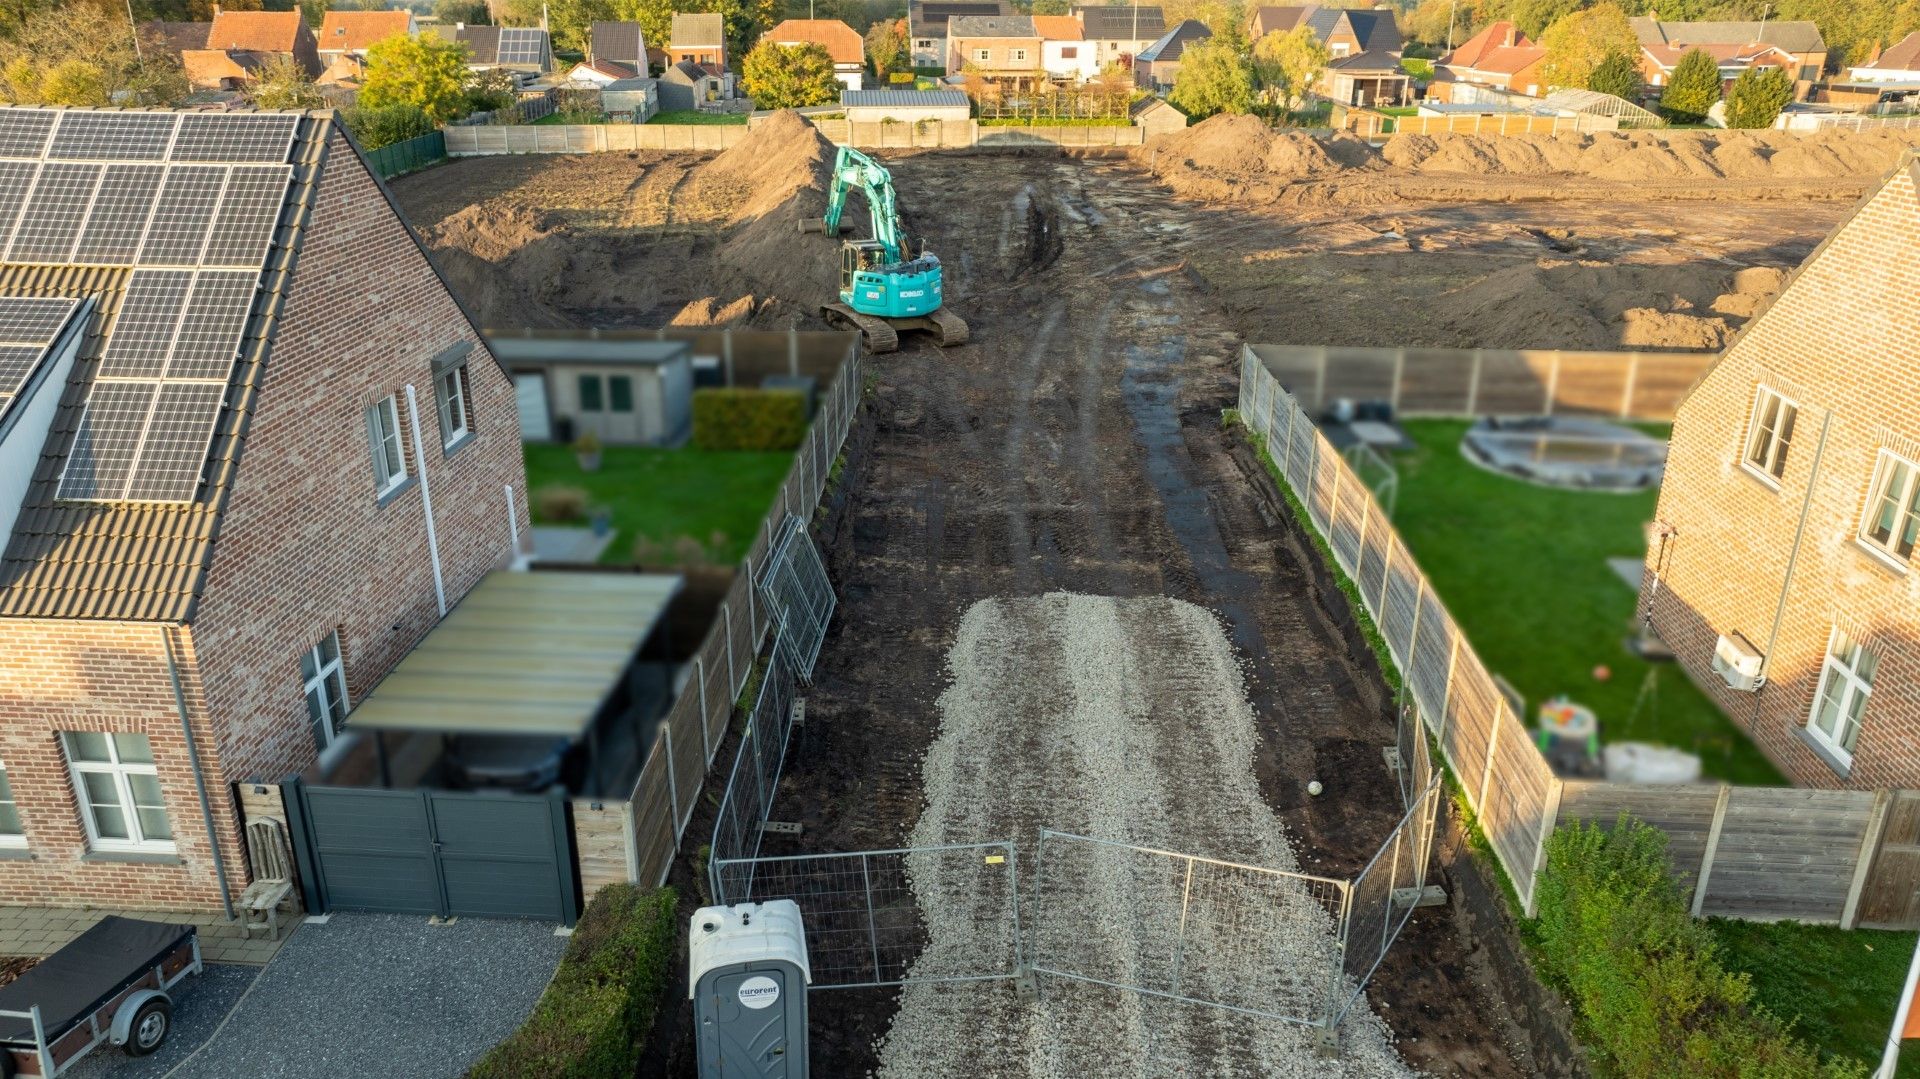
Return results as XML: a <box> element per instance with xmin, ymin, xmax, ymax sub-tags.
<box><xmin>840</xmin><ymin>240</ymin><xmax>888</xmax><ymax>291</ymax></box>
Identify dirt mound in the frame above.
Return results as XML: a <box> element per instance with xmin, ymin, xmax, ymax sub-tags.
<box><xmin>1434</xmin><ymin>260</ymin><xmax>1751</xmax><ymax>350</ymax></box>
<box><xmin>1135</xmin><ymin>115</ymin><xmax>1377</xmax><ymax>201</ymax></box>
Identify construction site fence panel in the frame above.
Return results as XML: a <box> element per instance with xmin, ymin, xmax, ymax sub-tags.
<box><xmin>364</xmin><ymin>130</ymin><xmax>448</xmax><ymax>179</ymax></box>
<box><xmin>446</xmin><ymin>119</ymin><xmax>1149</xmax><ymax>155</ymax></box>
<box><xmin>1238</xmin><ymin>349</ymin><xmax>1920</xmax><ymax>927</ymax></box>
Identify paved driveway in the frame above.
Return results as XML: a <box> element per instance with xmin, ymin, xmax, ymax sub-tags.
<box><xmin>67</xmin><ymin>914</ymin><xmax>566</xmax><ymax>1079</ymax></box>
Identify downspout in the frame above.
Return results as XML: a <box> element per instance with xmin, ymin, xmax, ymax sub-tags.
<box><xmin>162</xmin><ymin>627</ymin><xmax>236</xmax><ymax>921</ymax></box>
<box><xmin>404</xmin><ymin>384</ymin><xmax>448</xmax><ymax>617</ymax></box>
<box><xmin>1752</xmin><ymin>408</ymin><xmax>1830</xmax><ymax>727</ymax></box>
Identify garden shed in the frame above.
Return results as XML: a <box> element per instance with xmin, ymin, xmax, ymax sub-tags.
<box><xmin>841</xmin><ymin>88</ymin><xmax>971</xmax><ymax>123</ymax></box>
<box><xmin>491</xmin><ymin>335</ymin><xmax>694</xmax><ymax>446</ymax></box>
<box><xmin>601</xmin><ymin>76</ymin><xmax>659</xmax><ymax>121</ymax></box>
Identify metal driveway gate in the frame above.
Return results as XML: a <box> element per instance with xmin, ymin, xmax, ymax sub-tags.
<box><xmin>282</xmin><ymin>780</ymin><xmax>579</xmax><ymax>925</ymax></box>
<box><xmin>758</xmin><ymin>514</ymin><xmax>836</xmax><ymax>680</ymax></box>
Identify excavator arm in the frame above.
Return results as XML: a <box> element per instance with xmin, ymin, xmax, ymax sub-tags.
<box><xmin>820</xmin><ymin>145</ymin><xmax>905</xmax><ymax>263</ymax></box>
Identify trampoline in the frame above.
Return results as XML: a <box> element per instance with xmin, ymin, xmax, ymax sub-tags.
<box><xmin>1462</xmin><ymin>416</ymin><xmax>1667</xmax><ymax>491</ymax></box>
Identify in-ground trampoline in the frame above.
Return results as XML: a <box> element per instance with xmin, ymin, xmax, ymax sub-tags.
<box><xmin>1462</xmin><ymin>416</ymin><xmax>1667</xmax><ymax>491</ymax></box>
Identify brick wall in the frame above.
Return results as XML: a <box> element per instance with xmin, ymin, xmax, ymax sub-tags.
<box><xmin>948</xmin><ymin>37</ymin><xmax>1043</xmax><ymax>73</ymax></box>
<box><xmin>1643</xmin><ymin>159</ymin><xmax>1920</xmax><ymax>790</ymax></box>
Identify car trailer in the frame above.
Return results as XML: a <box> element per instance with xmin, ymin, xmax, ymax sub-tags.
<box><xmin>0</xmin><ymin>917</ymin><xmax>202</xmax><ymax>1077</ymax></box>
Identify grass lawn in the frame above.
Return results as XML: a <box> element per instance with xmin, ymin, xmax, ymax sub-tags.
<box><xmin>648</xmin><ymin>110</ymin><xmax>749</xmax><ymax>125</ymax></box>
<box><xmin>1376</xmin><ymin>105</ymin><xmax>1420</xmax><ymax>117</ymax></box>
<box><xmin>523</xmin><ymin>444</ymin><xmax>791</xmax><ymax>566</ymax></box>
<box><xmin>531</xmin><ymin>112</ymin><xmax>608</xmax><ymax>125</ymax></box>
<box><xmin>1387</xmin><ymin>420</ymin><xmax>1786</xmax><ymax>784</ymax></box>
<box><xmin>1710</xmin><ymin>919</ymin><xmax>1918</xmax><ymax>1077</ymax></box>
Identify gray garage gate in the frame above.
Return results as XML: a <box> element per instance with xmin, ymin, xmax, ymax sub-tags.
<box><xmin>282</xmin><ymin>781</ymin><xmax>580</xmax><ymax>926</ymax></box>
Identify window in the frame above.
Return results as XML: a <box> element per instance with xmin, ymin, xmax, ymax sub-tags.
<box><xmin>62</xmin><ymin>733</ymin><xmax>173</xmax><ymax>852</ymax></box>
<box><xmin>0</xmin><ymin>764</ymin><xmax>22</xmax><ymax>847</ymax></box>
<box><xmin>917</xmin><ymin>39</ymin><xmax>932</xmax><ymax>48</ymax></box>
<box><xmin>1860</xmin><ymin>450</ymin><xmax>1920</xmax><ymax>566</ymax></box>
<box><xmin>973</xmin><ymin>48</ymin><xmax>991</xmax><ymax>62</ymax></box>
<box><xmin>1331</xmin><ymin>42</ymin><xmax>1350</xmax><ymax>57</ymax></box>
<box><xmin>302</xmin><ymin>633</ymin><xmax>350</xmax><ymax>754</ymax></box>
<box><xmin>609</xmin><ymin>375</ymin><xmax>634</xmax><ymax>413</ymax></box>
<box><xmin>578</xmin><ymin>374</ymin><xmax>604</xmax><ymax>412</ymax></box>
<box><xmin>1061</xmin><ymin>46</ymin><xmax>1077</xmax><ymax>58</ymax></box>
<box><xmin>1742</xmin><ymin>385</ymin><xmax>1797</xmax><ymax>482</ymax></box>
<box><xmin>436</xmin><ymin>365</ymin><xmax>472</xmax><ymax>449</ymax></box>
<box><xmin>1808</xmin><ymin>628</ymin><xmax>1878</xmax><ymax>760</ymax></box>
<box><xmin>366</xmin><ymin>395</ymin><xmax>407</xmax><ymax>495</ymax></box>
<box><xmin>1010</xmin><ymin>48</ymin><xmax>1028</xmax><ymax>61</ymax></box>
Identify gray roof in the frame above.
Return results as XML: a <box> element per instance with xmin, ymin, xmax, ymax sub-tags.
<box><xmin>487</xmin><ymin>337</ymin><xmax>689</xmax><ymax>365</ymax></box>
<box><xmin>1629</xmin><ymin>16</ymin><xmax>1825</xmax><ymax>54</ymax></box>
<box><xmin>841</xmin><ymin>89</ymin><xmax>970</xmax><ymax>107</ymax></box>
<box><xmin>1074</xmin><ymin>5</ymin><xmax>1164</xmax><ymax>38</ymax></box>
<box><xmin>602</xmin><ymin>77</ymin><xmax>657</xmax><ymax>92</ymax></box>
<box><xmin>947</xmin><ymin>14</ymin><xmax>1036</xmax><ymax>38</ymax></box>
<box><xmin>909</xmin><ymin>1</ymin><xmax>1011</xmax><ymax>40</ymax></box>
<box><xmin>1136</xmin><ymin>18</ymin><xmax>1210</xmax><ymax>63</ymax></box>
<box><xmin>1327</xmin><ymin>48</ymin><xmax>1406</xmax><ymax>72</ymax></box>
<box><xmin>591</xmin><ymin>21</ymin><xmax>646</xmax><ymax>66</ymax></box>
<box><xmin>671</xmin><ymin>12</ymin><xmax>725</xmax><ymax>47</ymax></box>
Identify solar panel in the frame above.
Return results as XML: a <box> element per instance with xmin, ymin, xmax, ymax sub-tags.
<box><xmin>170</xmin><ymin>114</ymin><xmax>299</xmax><ymax>163</ymax></box>
<box><xmin>499</xmin><ymin>28</ymin><xmax>546</xmax><ymax>65</ymax></box>
<box><xmin>56</xmin><ymin>380</ymin><xmax>156</xmax><ymax>501</ymax></box>
<box><xmin>121</xmin><ymin>381</ymin><xmax>224</xmax><ymax>501</ymax></box>
<box><xmin>0</xmin><ymin>162</ymin><xmax>38</xmax><ymax>254</ymax></box>
<box><xmin>47</xmin><ymin>113</ymin><xmax>178</xmax><ymax>162</ymax></box>
<box><xmin>202</xmin><ymin>165</ymin><xmax>290</xmax><ymax>267</ymax></box>
<box><xmin>163</xmin><ymin>271</ymin><xmax>256</xmax><ymax>379</ymax></box>
<box><xmin>4</xmin><ymin>163</ymin><xmax>103</xmax><ymax>264</ymax></box>
<box><xmin>0</xmin><ymin>110</ymin><xmax>57</xmax><ymax>158</ymax></box>
<box><xmin>97</xmin><ymin>270</ymin><xmax>191</xmax><ymax>379</ymax></box>
<box><xmin>0</xmin><ymin>296</ymin><xmax>80</xmax><ymax>345</ymax></box>
<box><xmin>71</xmin><ymin>164</ymin><xmax>165</xmax><ymax>265</ymax></box>
<box><xmin>0</xmin><ymin>344</ymin><xmax>41</xmax><ymax>395</ymax></box>
<box><xmin>139</xmin><ymin>165</ymin><xmax>226</xmax><ymax>266</ymax></box>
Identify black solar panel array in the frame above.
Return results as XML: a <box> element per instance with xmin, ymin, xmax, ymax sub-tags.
<box><xmin>498</xmin><ymin>27</ymin><xmax>548</xmax><ymax>65</ymax></box>
<box><xmin>0</xmin><ymin>108</ymin><xmax>302</xmax><ymax>503</ymax></box>
<box><xmin>0</xmin><ymin>295</ymin><xmax>82</xmax><ymax>422</ymax></box>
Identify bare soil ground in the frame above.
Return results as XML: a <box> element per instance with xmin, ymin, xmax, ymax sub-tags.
<box><xmin>393</xmin><ymin>129</ymin><xmax>1860</xmax><ymax>1076</ymax></box>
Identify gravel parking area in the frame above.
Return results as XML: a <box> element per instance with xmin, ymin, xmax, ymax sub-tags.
<box><xmin>874</xmin><ymin>593</ymin><xmax>1412</xmax><ymax>1078</ymax></box>
<box><xmin>150</xmin><ymin>914</ymin><xmax>565</xmax><ymax>1079</ymax></box>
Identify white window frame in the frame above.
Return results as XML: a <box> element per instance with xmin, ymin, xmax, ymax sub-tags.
<box><xmin>1858</xmin><ymin>449</ymin><xmax>1920</xmax><ymax>571</ymax></box>
<box><xmin>368</xmin><ymin>394</ymin><xmax>408</xmax><ymax>495</ymax></box>
<box><xmin>1741</xmin><ymin>384</ymin><xmax>1797</xmax><ymax>486</ymax></box>
<box><xmin>1806</xmin><ymin>627</ymin><xmax>1877</xmax><ymax>762</ymax></box>
<box><xmin>303</xmin><ymin>632</ymin><xmax>352</xmax><ymax>754</ymax></box>
<box><xmin>973</xmin><ymin>48</ymin><xmax>991</xmax><ymax>62</ymax></box>
<box><xmin>0</xmin><ymin>761</ymin><xmax>23</xmax><ymax>848</ymax></box>
<box><xmin>436</xmin><ymin>365</ymin><xmax>472</xmax><ymax>450</ymax></box>
<box><xmin>1010</xmin><ymin>48</ymin><xmax>1028</xmax><ymax>62</ymax></box>
<box><xmin>62</xmin><ymin>733</ymin><xmax>175</xmax><ymax>854</ymax></box>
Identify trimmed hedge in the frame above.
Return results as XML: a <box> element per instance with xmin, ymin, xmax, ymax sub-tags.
<box><xmin>467</xmin><ymin>885</ymin><xmax>677</xmax><ymax>1079</ymax></box>
<box><xmin>1533</xmin><ymin>819</ymin><xmax>1864</xmax><ymax>1079</ymax></box>
<box><xmin>692</xmin><ymin>388</ymin><xmax>807</xmax><ymax>451</ymax></box>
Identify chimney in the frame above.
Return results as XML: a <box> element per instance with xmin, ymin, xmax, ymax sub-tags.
<box><xmin>1503</xmin><ymin>24</ymin><xmax>1517</xmax><ymax>47</ymax></box>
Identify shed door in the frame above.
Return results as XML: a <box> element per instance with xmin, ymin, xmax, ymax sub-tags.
<box><xmin>514</xmin><ymin>373</ymin><xmax>551</xmax><ymax>441</ymax></box>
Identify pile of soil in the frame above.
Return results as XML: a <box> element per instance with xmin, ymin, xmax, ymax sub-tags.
<box><xmin>1435</xmin><ymin>259</ymin><xmax>1788</xmax><ymax>351</ymax></box>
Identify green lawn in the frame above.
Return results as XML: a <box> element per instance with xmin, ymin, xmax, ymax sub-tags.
<box><xmin>1387</xmin><ymin>420</ymin><xmax>1786</xmax><ymax>785</ymax></box>
<box><xmin>523</xmin><ymin>444</ymin><xmax>791</xmax><ymax>566</ymax></box>
<box><xmin>532</xmin><ymin>112</ymin><xmax>608</xmax><ymax>125</ymax></box>
<box><xmin>1710</xmin><ymin>919</ymin><xmax>1919</xmax><ymax>1077</ymax></box>
<box><xmin>648</xmin><ymin>110</ymin><xmax>749</xmax><ymax>125</ymax></box>
<box><xmin>1376</xmin><ymin>105</ymin><xmax>1420</xmax><ymax>117</ymax></box>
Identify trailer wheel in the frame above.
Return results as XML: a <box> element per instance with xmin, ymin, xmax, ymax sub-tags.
<box><xmin>124</xmin><ymin>998</ymin><xmax>171</xmax><ymax>1057</ymax></box>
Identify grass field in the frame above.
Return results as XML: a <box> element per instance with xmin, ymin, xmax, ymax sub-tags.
<box><xmin>523</xmin><ymin>445</ymin><xmax>791</xmax><ymax>565</ymax></box>
<box><xmin>1388</xmin><ymin>420</ymin><xmax>1786</xmax><ymax>784</ymax></box>
<box><xmin>1710</xmin><ymin>918</ymin><xmax>1918</xmax><ymax>1077</ymax></box>
<box><xmin>648</xmin><ymin>110</ymin><xmax>749</xmax><ymax>125</ymax></box>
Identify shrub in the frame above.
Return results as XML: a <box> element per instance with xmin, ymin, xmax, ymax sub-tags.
<box><xmin>1532</xmin><ymin>817</ymin><xmax>1864</xmax><ymax>1079</ymax></box>
<box><xmin>467</xmin><ymin>885</ymin><xmax>677</xmax><ymax>1079</ymax></box>
<box><xmin>692</xmin><ymin>388</ymin><xmax>807</xmax><ymax>451</ymax></box>
<box><xmin>341</xmin><ymin>103</ymin><xmax>435</xmax><ymax>150</ymax></box>
<box><xmin>533</xmin><ymin>485</ymin><xmax>590</xmax><ymax>522</ymax></box>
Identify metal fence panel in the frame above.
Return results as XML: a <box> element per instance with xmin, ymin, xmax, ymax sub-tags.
<box><xmin>1336</xmin><ymin>778</ymin><xmax>1440</xmax><ymax>1022</ymax></box>
<box><xmin>758</xmin><ymin>514</ymin><xmax>837</xmax><ymax>680</ymax></box>
<box><xmin>708</xmin><ymin>643</ymin><xmax>799</xmax><ymax>904</ymax></box>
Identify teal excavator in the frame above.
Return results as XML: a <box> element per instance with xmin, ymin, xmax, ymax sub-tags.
<box><xmin>800</xmin><ymin>145</ymin><xmax>967</xmax><ymax>353</ymax></box>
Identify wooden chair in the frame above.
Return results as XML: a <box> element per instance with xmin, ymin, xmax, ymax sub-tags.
<box><xmin>240</xmin><ymin>818</ymin><xmax>295</xmax><ymax>940</ymax></box>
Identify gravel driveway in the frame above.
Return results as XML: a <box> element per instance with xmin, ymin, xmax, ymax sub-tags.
<box><xmin>75</xmin><ymin>914</ymin><xmax>566</xmax><ymax>1079</ymax></box>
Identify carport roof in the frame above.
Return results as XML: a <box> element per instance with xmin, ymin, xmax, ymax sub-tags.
<box><xmin>347</xmin><ymin>570</ymin><xmax>681</xmax><ymax>737</ymax></box>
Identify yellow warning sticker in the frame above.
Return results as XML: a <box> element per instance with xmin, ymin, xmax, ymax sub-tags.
<box><xmin>984</xmin><ymin>855</ymin><xmax>1006</xmax><ymax>865</ymax></box>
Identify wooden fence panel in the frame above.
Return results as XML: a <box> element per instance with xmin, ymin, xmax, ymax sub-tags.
<box><xmin>1483</xmin><ymin>710</ymin><xmax>1554</xmax><ymax>907</ymax></box>
<box><xmin>1551</xmin><ymin>352</ymin><xmax>1633</xmax><ymax>416</ymax></box>
<box><xmin>1381</xmin><ymin>554</ymin><xmax>1421</xmax><ymax>668</ymax></box>
<box><xmin>1556</xmin><ymin>781</ymin><xmax>1720</xmax><ymax>887</ymax></box>
<box><xmin>1355</xmin><ymin>504</ymin><xmax>1391</xmax><ymax>612</ymax></box>
<box><xmin>1409</xmin><ymin>589</ymin><xmax>1455</xmax><ymax>723</ymax></box>
<box><xmin>1699</xmin><ymin>788</ymin><xmax>1876</xmax><ymax>922</ymax></box>
<box><xmin>1628</xmin><ymin>354</ymin><xmax>1713</xmax><ymax>417</ymax></box>
<box><xmin>572</xmin><ymin>799</ymin><xmax>634</xmax><ymax>898</ymax></box>
<box><xmin>1329</xmin><ymin>474</ymin><xmax>1366</xmax><ymax>573</ymax></box>
<box><xmin>629</xmin><ymin>743</ymin><xmax>675</xmax><ymax>886</ymax></box>
<box><xmin>1859</xmin><ymin>791</ymin><xmax>1920</xmax><ymax>928</ymax></box>
<box><xmin>666</xmin><ymin>694</ymin><xmax>706</xmax><ymax>835</ymax></box>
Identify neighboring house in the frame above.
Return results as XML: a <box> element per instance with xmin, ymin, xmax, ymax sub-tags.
<box><xmin>1639</xmin><ymin>40</ymin><xmax>1797</xmax><ymax>94</ymax></box>
<box><xmin>1630</xmin><ymin>16</ymin><xmax>1825</xmax><ymax>98</ymax></box>
<box><xmin>1434</xmin><ymin>20</ymin><xmax>1547</xmax><ymax>99</ymax></box>
<box><xmin>454</xmin><ymin>25</ymin><xmax>554</xmax><ymax>76</ymax></box>
<box><xmin>764</xmin><ymin>19</ymin><xmax>866</xmax><ymax>91</ymax></box>
<box><xmin>910</xmin><ymin>0</ymin><xmax>1012</xmax><ymax>68</ymax></box>
<box><xmin>601</xmin><ymin>77</ymin><xmax>661</xmax><ymax>122</ymax></box>
<box><xmin>1071</xmin><ymin>4</ymin><xmax>1165</xmax><ymax>69</ymax></box>
<box><xmin>590</xmin><ymin>20</ymin><xmax>649</xmax><ymax>71</ymax></box>
<box><xmin>1245</xmin><ymin>5</ymin><xmax>1400</xmax><ymax>57</ymax></box>
<box><xmin>567</xmin><ymin>58</ymin><xmax>642</xmax><ymax>86</ymax></box>
<box><xmin>659</xmin><ymin>58</ymin><xmax>729</xmax><ymax>110</ymax></box>
<box><xmin>1035</xmin><ymin>15</ymin><xmax>1096</xmax><ymax>83</ymax></box>
<box><xmin>841</xmin><ymin>87</ymin><xmax>972</xmax><ymax>123</ymax></box>
<box><xmin>1321</xmin><ymin>49</ymin><xmax>1409</xmax><ymax>105</ymax></box>
<box><xmin>0</xmin><ymin>106</ymin><xmax>528</xmax><ymax>911</ymax></box>
<box><xmin>315</xmin><ymin>10</ymin><xmax>414</xmax><ymax>64</ymax></box>
<box><xmin>1639</xmin><ymin>152</ymin><xmax>1920</xmax><ymax>791</ymax></box>
<box><xmin>183</xmin><ymin>10</ymin><xmax>322</xmax><ymax>90</ymax></box>
<box><xmin>138</xmin><ymin>20</ymin><xmax>212</xmax><ymax>67</ymax></box>
<box><xmin>1133</xmin><ymin>18</ymin><xmax>1211</xmax><ymax>91</ymax></box>
<box><xmin>947</xmin><ymin>15</ymin><xmax>1044</xmax><ymax>86</ymax></box>
<box><xmin>1851</xmin><ymin>32</ymin><xmax>1920</xmax><ymax>82</ymax></box>
<box><xmin>671</xmin><ymin>13</ymin><xmax>728</xmax><ymax>71</ymax></box>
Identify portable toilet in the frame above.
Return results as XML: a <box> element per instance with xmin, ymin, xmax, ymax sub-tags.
<box><xmin>690</xmin><ymin>900</ymin><xmax>810</xmax><ymax>1078</ymax></box>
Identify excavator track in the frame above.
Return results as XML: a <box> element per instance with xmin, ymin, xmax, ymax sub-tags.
<box><xmin>821</xmin><ymin>303</ymin><xmax>899</xmax><ymax>354</ymax></box>
<box><xmin>924</xmin><ymin>308</ymin><xmax>969</xmax><ymax>347</ymax></box>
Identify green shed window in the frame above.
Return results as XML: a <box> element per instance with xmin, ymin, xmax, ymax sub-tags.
<box><xmin>609</xmin><ymin>376</ymin><xmax>634</xmax><ymax>413</ymax></box>
<box><xmin>578</xmin><ymin>374</ymin><xmax>604</xmax><ymax>411</ymax></box>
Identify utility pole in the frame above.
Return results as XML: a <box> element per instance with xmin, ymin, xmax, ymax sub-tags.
<box><xmin>1445</xmin><ymin>0</ymin><xmax>1458</xmax><ymax>53</ymax></box>
<box><xmin>126</xmin><ymin>0</ymin><xmax>142</xmax><ymax>60</ymax></box>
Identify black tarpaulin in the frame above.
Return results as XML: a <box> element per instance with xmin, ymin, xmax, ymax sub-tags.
<box><xmin>0</xmin><ymin>917</ymin><xmax>192</xmax><ymax>1045</ymax></box>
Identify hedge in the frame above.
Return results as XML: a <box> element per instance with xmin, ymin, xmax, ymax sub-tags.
<box><xmin>1532</xmin><ymin>818</ymin><xmax>1864</xmax><ymax>1079</ymax></box>
<box><xmin>467</xmin><ymin>885</ymin><xmax>678</xmax><ymax>1079</ymax></box>
<box><xmin>692</xmin><ymin>388</ymin><xmax>807</xmax><ymax>451</ymax></box>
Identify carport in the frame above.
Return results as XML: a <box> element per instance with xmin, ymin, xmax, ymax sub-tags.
<box><xmin>282</xmin><ymin>570</ymin><xmax>682</xmax><ymax>925</ymax></box>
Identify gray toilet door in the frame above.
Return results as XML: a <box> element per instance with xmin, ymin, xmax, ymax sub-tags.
<box><xmin>702</xmin><ymin>967</ymin><xmax>800</xmax><ymax>1078</ymax></box>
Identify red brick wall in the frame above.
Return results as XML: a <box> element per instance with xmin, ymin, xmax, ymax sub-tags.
<box><xmin>1643</xmin><ymin>159</ymin><xmax>1920</xmax><ymax>789</ymax></box>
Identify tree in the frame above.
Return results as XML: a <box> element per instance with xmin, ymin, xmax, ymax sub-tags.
<box><xmin>865</xmin><ymin>18</ymin><xmax>909</xmax><ymax>81</ymax></box>
<box><xmin>466</xmin><ymin>65</ymin><xmax>518</xmax><ymax>113</ymax></box>
<box><xmin>738</xmin><ymin>41</ymin><xmax>841</xmax><ymax>108</ymax></box>
<box><xmin>1537</xmin><ymin>2</ymin><xmax>1638</xmax><ymax>90</ymax></box>
<box><xmin>1659</xmin><ymin>46</ymin><xmax>1721</xmax><ymax>123</ymax></box>
<box><xmin>1250</xmin><ymin>25</ymin><xmax>1329</xmax><ymax>109</ymax></box>
<box><xmin>1724</xmin><ymin>64</ymin><xmax>1793</xmax><ymax>127</ymax></box>
<box><xmin>0</xmin><ymin>4</ymin><xmax>186</xmax><ymax>106</ymax></box>
<box><xmin>247</xmin><ymin>53</ymin><xmax>328</xmax><ymax>109</ymax></box>
<box><xmin>546</xmin><ymin>0</ymin><xmax>614</xmax><ymax>53</ymax></box>
<box><xmin>359</xmin><ymin>33</ymin><xmax>471</xmax><ymax>123</ymax></box>
<box><xmin>342</xmin><ymin>103</ymin><xmax>435</xmax><ymax>149</ymax></box>
<box><xmin>1168</xmin><ymin>37</ymin><xmax>1254</xmax><ymax>118</ymax></box>
<box><xmin>1512</xmin><ymin>0</ymin><xmax>1584</xmax><ymax>39</ymax></box>
<box><xmin>1587</xmin><ymin>49</ymin><xmax>1645</xmax><ymax>99</ymax></box>
<box><xmin>433</xmin><ymin>0</ymin><xmax>491</xmax><ymax>25</ymax></box>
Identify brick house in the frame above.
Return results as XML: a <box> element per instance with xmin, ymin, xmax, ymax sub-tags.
<box><xmin>946</xmin><ymin>14</ymin><xmax>1044</xmax><ymax>86</ymax></box>
<box><xmin>1070</xmin><ymin>4</ymin><xmax>1164</xmax><ymax>71</ymax></box>
<box><xmin>1630</xmin><ymin>16</ymin><xmax>1826</xmax><ymax>99</ymax></box>
<box><xmin>1434</xmin><ymin>20</ymin><xmax>1548</xmax><ymax>99</ymax></box>
<box><xmin>315</xmin><ymin>9</ymin><xmax>415</xmax><ymax>64</ymax></box>
<box><xmin>0</xmin><ymin>107</ymin><xmax>528</xmax><ymax>912</ymax></box>
<box><xmin>182</xmin><ymin>11</ymin><xmax>323</xmax><ymax>90</ymax></box>
<box><xmin>1639</xmin><ymin>153</ymin><xmax>1920</xmax><ymax>790</ymax></box>
<box><xmin>909</xmin><ymin>0</ymin><xmax>1012</xmax><ymax>69</ymax></box>
<box><xmin>1133</xmin><ymin>18</ymin><xmax>1211</xmax><ymax>92</ymax></box>
<box><xmin>1245</xmin><ymin>5</ymin><xmax>1400</xmax><ymax>58</ymax></box>
<box><xmin>764</xmin><ymin>19</ymin><xmax>866</xmax><ymax>90</ymax></box>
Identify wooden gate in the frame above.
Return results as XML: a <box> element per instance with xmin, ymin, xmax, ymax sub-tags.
<box><xmin>1858</xmin><ymin>791</ymin><xmax>1920</xmax><ymax>929</ymax></box>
